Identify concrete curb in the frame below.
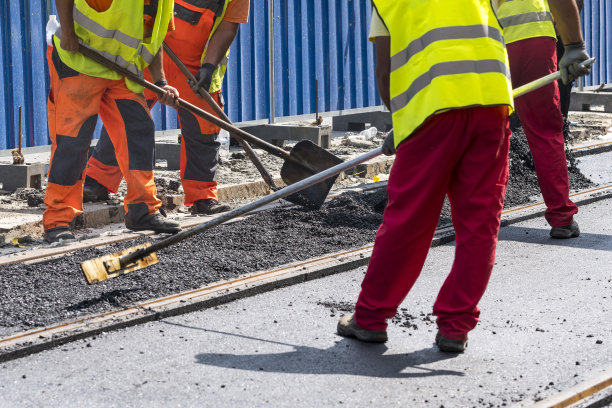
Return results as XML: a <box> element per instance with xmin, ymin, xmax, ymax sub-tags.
<box><xmin>1</xmin><ymin>186</ymin><xmax>610</xmax><ymax>362</ymax></box>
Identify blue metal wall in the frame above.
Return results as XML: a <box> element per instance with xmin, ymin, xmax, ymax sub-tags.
<box><xmin>1</xmin><ymin>0</ymin><xmax>609</xmax><ymax>149</ymax></box>
<box><xmin>582</xmin><ymin>0</ymin><xmax>611</xmax><ymax>86</ymax></box>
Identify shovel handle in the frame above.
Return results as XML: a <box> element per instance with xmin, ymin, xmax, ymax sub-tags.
<box><xmin>162</xmin><ymin>43</ymin><xmax>278</xmax><ymax>189</ymax></box>
<box><xmin>119</xmin><ymin>146</ymin><xmax>385</xmax><ymax>267</ymax></box>
<box><xmin>78</xmin><ymin>44</ymin><xmax>292</xmax><ymax>162</ymax></box>
<box><xmin>512</xmin><ymin>57</ymin><xmax>595</xmax><ymax>98</ymax></box>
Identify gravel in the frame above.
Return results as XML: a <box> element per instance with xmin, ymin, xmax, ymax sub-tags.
<box><xmin>0</xmin><ymin>122</ymin><xmax>595</xmax><ymax>335</ymax></box>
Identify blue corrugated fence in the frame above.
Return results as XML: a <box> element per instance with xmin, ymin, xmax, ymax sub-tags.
<box><xmin>0</xmin><ymin>0</ymin><xmax>609</xmax><ymax>149</ymax></box>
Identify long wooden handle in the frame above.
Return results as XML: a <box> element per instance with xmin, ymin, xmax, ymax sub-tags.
<box><xmin>78</xmin><ymin>44</ymin><xmax>291</xmax><ymax>161</ymax></box>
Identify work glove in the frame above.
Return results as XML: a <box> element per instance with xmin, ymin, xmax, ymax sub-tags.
<box><xmin>559</xmin><ymin>42</ymin><xmax>591</xmax><ymax>85</ymax></box>
<box><xmin>381</xmin><ymin>130</ymin><xmax>396</xmax><ymax>156</ymax></box>
<box><xmin>194</xmin><ymin>63</ymin><xmax>216</xmax><ymax>93</ymax></box>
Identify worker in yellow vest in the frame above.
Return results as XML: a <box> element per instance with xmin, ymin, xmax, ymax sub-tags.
<box><xmin>336</xmin><ymin>0</ymin><xmax>589</xmax><ymax>352</ymax></box>
<box><xmin>43</xmin><ymin>0</ymin><xmax>181</xmax><ymax>243</ymax></box>
<box><xmin>498</xmin><ymin>0</ymin><xmax>590</xmax><ymax>238</ymax></box>
<box><xmin>82</xmin><ymin>0</ymin><xmax>250</xmax><ymax>215</ymax></box>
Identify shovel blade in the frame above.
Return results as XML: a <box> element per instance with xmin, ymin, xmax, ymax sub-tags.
<box><xmin>280</xmin><ymin>140</ymin><xmax>344</xmax><ymax>209</ymax></box>
<box><xmin>81</xmin><ymin>243</ymin><xmax>158</xmax><ymax>284</ymax></box>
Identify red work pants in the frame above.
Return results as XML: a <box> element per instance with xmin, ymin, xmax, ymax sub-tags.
<box><xmin>354</xmin><ymin>106</ymin><xmax>510</xmax><ymax>341</ymax></box>
<box><xmin>507</xmin><ymin>36</ymin><xmax>577</xmax><ymax>227</ymax></box>
<box><xmin>43</xmin><ymin>46</ymin><xmax>161</xmax><ymax>230</ymax></box>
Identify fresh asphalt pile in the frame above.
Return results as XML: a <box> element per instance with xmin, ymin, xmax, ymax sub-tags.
<box><xmin>0</xmin><ymin>123</ymin><xmax>594</xmax><ymax>335</ymax></box>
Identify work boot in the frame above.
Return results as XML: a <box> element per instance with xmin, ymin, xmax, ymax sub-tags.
<box><xmin>550</xmin><ymin>221</ymin><xmax>580</xmax><ymax>239</ymax></box>
<box><xmin>191</xmin><ymin>198</ymin><xmax>230</xmax><ymax>215</ymax></box>
<box><xmin>435</xmin><ymin>331</ymin><xmax>467</xmax><ymax>353</ymax></box>
<box><xmin>337</xmin><ymin>314</ymin><xmax>388</xmax><ymax>343</ymax></box>
<box><xmin>125</xmin><ymin>210</ymin><xmax>181</xmax><ymax>234</ymax></box>
<box><xmin>44</xmin><ymin>226</ymin><xmax>76</xmax><ymax>243</ymax></box>
<box><xmin>83</xmin><ymin>176</ymin><xmax>109</xmax><ymax>202</ymax></box>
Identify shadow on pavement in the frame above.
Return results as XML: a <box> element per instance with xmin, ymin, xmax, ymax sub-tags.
<box><xmin>164</xmin><ymin>322</ymin><xmax>464</xmax><ymax>379</ymax></box>
<box><xmin>499</xmin><ymin>226</ymin><xmax>612</xmax><ymax>251</ymax></box>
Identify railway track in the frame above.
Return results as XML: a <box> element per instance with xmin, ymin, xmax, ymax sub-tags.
<box><xmin>1</xmin><ymin>182</ymin><xmax>611</xmax><ymax>363</ymax></box>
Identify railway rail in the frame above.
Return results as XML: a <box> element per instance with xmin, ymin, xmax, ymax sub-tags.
<box><xmin>1</xmin><ymin>182</ymin><xmax>611</xmax><ymax>363</ymax></box>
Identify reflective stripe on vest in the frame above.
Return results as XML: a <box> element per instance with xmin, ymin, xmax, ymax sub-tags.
<box><xmin>391</xmin><ymin>59</ymin><xmax>510</xmax><ymax>113</ymax></box>
<box><xmin>497</xmin><ymin>0</ymin><xmax>557</xmax><ymax>44</ymax></box>
<box><xmin>55</xmin><ymin>0</ymin><xmax>174</xmax><ymax>93</ymax></box>
<box><xmin>372</xmin><ymin>0</ymin><xmax>513</xmax><ymax>145</ymax></box>
<box><xmin>390</xmin><ymin>24</ymin><xmax>505</xmax><ymax>72</ymax></box>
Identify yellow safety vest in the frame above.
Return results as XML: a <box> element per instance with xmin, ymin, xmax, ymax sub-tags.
<box><xmin>202</xmin><ymin>0</ymin><xmax>231</xmax><ymax>93</ymax></box>
<box><xmin>54</xmin><ymin>0</ymin><xmax>174</xmax><ymax>93</ymax></box>
<box><xmin>497</xmin><ymin>0</ymin><xmax>557</xmax><ymax>44</ymax></box>
<box><xmin>372</xmin><ymin>0</ymin><xmax>514</xmax><ymax>146</ymax></box>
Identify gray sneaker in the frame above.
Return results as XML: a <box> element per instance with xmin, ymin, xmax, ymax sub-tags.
<box><xmin>337</xmin><ymin>314</ymin><xmax>388</xmax><ymax>343</ymax></box>
<box><xmin>44</xmin><ymin>226</ymin><xmax>76</xmax><ymax>243</ymax></box>
<box><xmin>435</xmin><ymin>331</ymin><xmax>467</xmax><ymax>353</ymax></box>
<box><xmin>550</xmin><ymin>221</ymin><xmax>580</xmax><ymax>239</ymax></box>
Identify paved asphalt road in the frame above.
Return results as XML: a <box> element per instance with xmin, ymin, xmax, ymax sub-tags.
<box><xmin>1</xmin><ymin>198</ymin><xmax>611</xmax><ymax>408</ymax></box>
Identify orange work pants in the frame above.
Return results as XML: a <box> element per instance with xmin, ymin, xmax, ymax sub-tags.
<box><xmin>43</xmin><ymin>46</ymin><xmax>161</xmax><ymax>231</ymax></box>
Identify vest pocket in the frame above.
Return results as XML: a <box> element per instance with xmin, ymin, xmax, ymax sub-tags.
<box><xmin>174</xmin><ymin>3</ymin><xmax>204</xmax><ymax>25</ymax></box>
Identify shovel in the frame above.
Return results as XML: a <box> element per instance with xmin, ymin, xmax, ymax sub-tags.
<box><xmin>162</xmin><ymin>42</ymin><xmax>278</xmax><ymax>191</ymax></box>
<box><xmin>80</xmin><ymin>59</ymin><xmax>596</xmax><ymax>284</ymax></box>
<box><xmin>77</xmin><ymin>44</ymin><xmax>343</xmax><ymax>210</ymax></box>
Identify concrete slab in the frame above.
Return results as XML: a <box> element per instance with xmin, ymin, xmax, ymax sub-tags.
<box><xmin>570</xmin><ymin>91</ymin><xmax>612</xmax><ymax>113</ymax></box>
<box><xmin>237</xmin><ymin>124</ymin><xmax>331</xmax><ymax>148</ymax></box>
<box><xmin>0</xmin><ymin>163</ymin><xmax>45</xmax><ymax>191</ymax></box>
<box><xmin>332</xmin><ymin>109</ymin><xmax>392</xmax><ymax>131</ymax></box>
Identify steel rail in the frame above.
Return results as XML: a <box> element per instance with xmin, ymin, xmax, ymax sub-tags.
<box><xmin>1</xmin><ymin>182</ymin><xmax>611</xmax><ymax>363</ymax></box>
<box><xmin>0</xmin><ymin>183</ymin><xmax>611</xmax><ymax>268</ymax></box>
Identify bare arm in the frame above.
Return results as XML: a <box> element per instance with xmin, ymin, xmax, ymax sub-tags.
<box><xmin>55</xmin><ymin>0</ymin><xmax>78</xmax><ymax>52</ymax></box>
<box><xmin>374</xmin><ymin>36</ymin><xmax>391</xmax><ymax>111</ymax></box>
<box><xmin>202</xmin><ymin>20</ymin><xmax>240</xmax><ymax>66</ymax></box>
<box><xmin>548</xmin><ymin>0</ymin><xmax>583</xmax><ymax>44</ymax></box>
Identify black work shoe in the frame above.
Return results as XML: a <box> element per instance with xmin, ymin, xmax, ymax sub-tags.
<box><xmin>44</xmin><ymin>226</ymin><xmax>76</xmax><ymax>243</ymax></box>
<box><xmin>337</xmin><ymin>314</ymin><xmax>388</xmax><ymax>343</ymax></box>
<box><xmin>550</xmin><ymin>221</ymin><xmax>580</xmax><ymax>239</ymax></box>
<box><xmin>125</xmin><ymin>211</ymin><xmax>181</xmax><ymax>234</ymax></box>
<box><xmin>191</xmin><ymin>198</ymin><xmax>231</xmax><ymax>215</ymax></box>
<box><xmin>435</xmin><ymin>331</ymin><xmax>467</xmax><ymax>353</ymax></box>
<box><xmin>83</xmin><ymin>176</ymin><xmax>109</xmax><ymax>202</ymax></box>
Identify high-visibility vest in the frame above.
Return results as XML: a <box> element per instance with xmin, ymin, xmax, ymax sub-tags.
<box><xmin>168</xmin><ymin>0</ymin><xmax>231</xmax><ymax>93</ymax></box>
<box><xmin>54</xmin><ymin>0</ymin><xmax>174</xmax><ymax>93</ymax></box>
<box><xmin>372</xmin><ymin>0</ymin><xmax>513</xmax><ymax>146</ymax></box>
<box><xmin>497</xmin><ymin>0</ymin><xmax>557</xmax><ymax>44</ymax></box>
<box><xmin>203</xmin><ymin>0</ymin><xmax>231</xmax><ymax>93</ymax></box>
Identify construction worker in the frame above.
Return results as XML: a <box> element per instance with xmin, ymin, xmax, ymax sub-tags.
<box><xmin>82</xmin><ymin>0</ymin><xmax>250</xmax><ymax>215</ymax></box>
<box><xmin>44</xmin><ymin>0</ymin><xmax>181</xmax><ymax>243</ymax></box>
<box><xmin>498</xmin><ymin>0</ymin><xmax>590</xmax><ymax>238</ymax></box>
<box><xmin>336</xmin><ymin>0</ymin><xmax>589</xmax><ymax>352</ymax></box>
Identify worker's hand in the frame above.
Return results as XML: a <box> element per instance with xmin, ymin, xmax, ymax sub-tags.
<box><xmin>195</xmin><ymin>63</ymin><xmax>216</xmax><ymax>92</ymax></box>
<box><xmin>60</xmin><ymin>29</ymin><xmax>79</xmax><ymax>53</ymax></box>
<box><xmin>381</xmin><ymin>130</ymin><xmax>396</xmax><ymax>156</ymax></box>
<box><xmin>158</xmin><ymin>84</ymin><xmax>180</xmax><ymax>107</ymax></box>
<box><xmin>559</xmin><ymin>42</ymin><xmax>591</xmax><ymax>85</ymax></box>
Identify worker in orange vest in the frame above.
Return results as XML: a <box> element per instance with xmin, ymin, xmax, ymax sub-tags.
<box><xmin>83</xmin><ymin>0</ymin><xmax>250</xmax><ymax>215</ymax></box>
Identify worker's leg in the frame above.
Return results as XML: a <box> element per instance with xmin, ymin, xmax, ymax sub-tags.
<box><xmin>508</xmin><ymin>37</ymin><xmax>577</xmax><ymax>227</ymax></box>
<box><xmin>433</xmin><ymin>106</ymin><xmax>510</xmax><ymax>341</ymax></box>
<box><xmin>86</xmin><ymin>127</ymin><xmax>122</xmax><ymax>193</ymax></box>
<box><xmin>97</xmin><ymin>81</ymin><xmax>162</xmax><ymax>224</ymax></box>
<box><xmin>164</xmin><ymin>58</ymin><xmax>223</xmax><ymax>205</ymax></box>
<box><xmin>85</xmin><ymin>70</ymin><xmax>159</xmax><ymax>193</ymax></box>
<box><xmin>354</xmin><ymin>109</ymin><xmax>473</xmax><ymax>331</ymax></box>
<box><xmin>43</xmin><ymin>47</ymin><xmax>105</xmax><ymax>231</ymax></box>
